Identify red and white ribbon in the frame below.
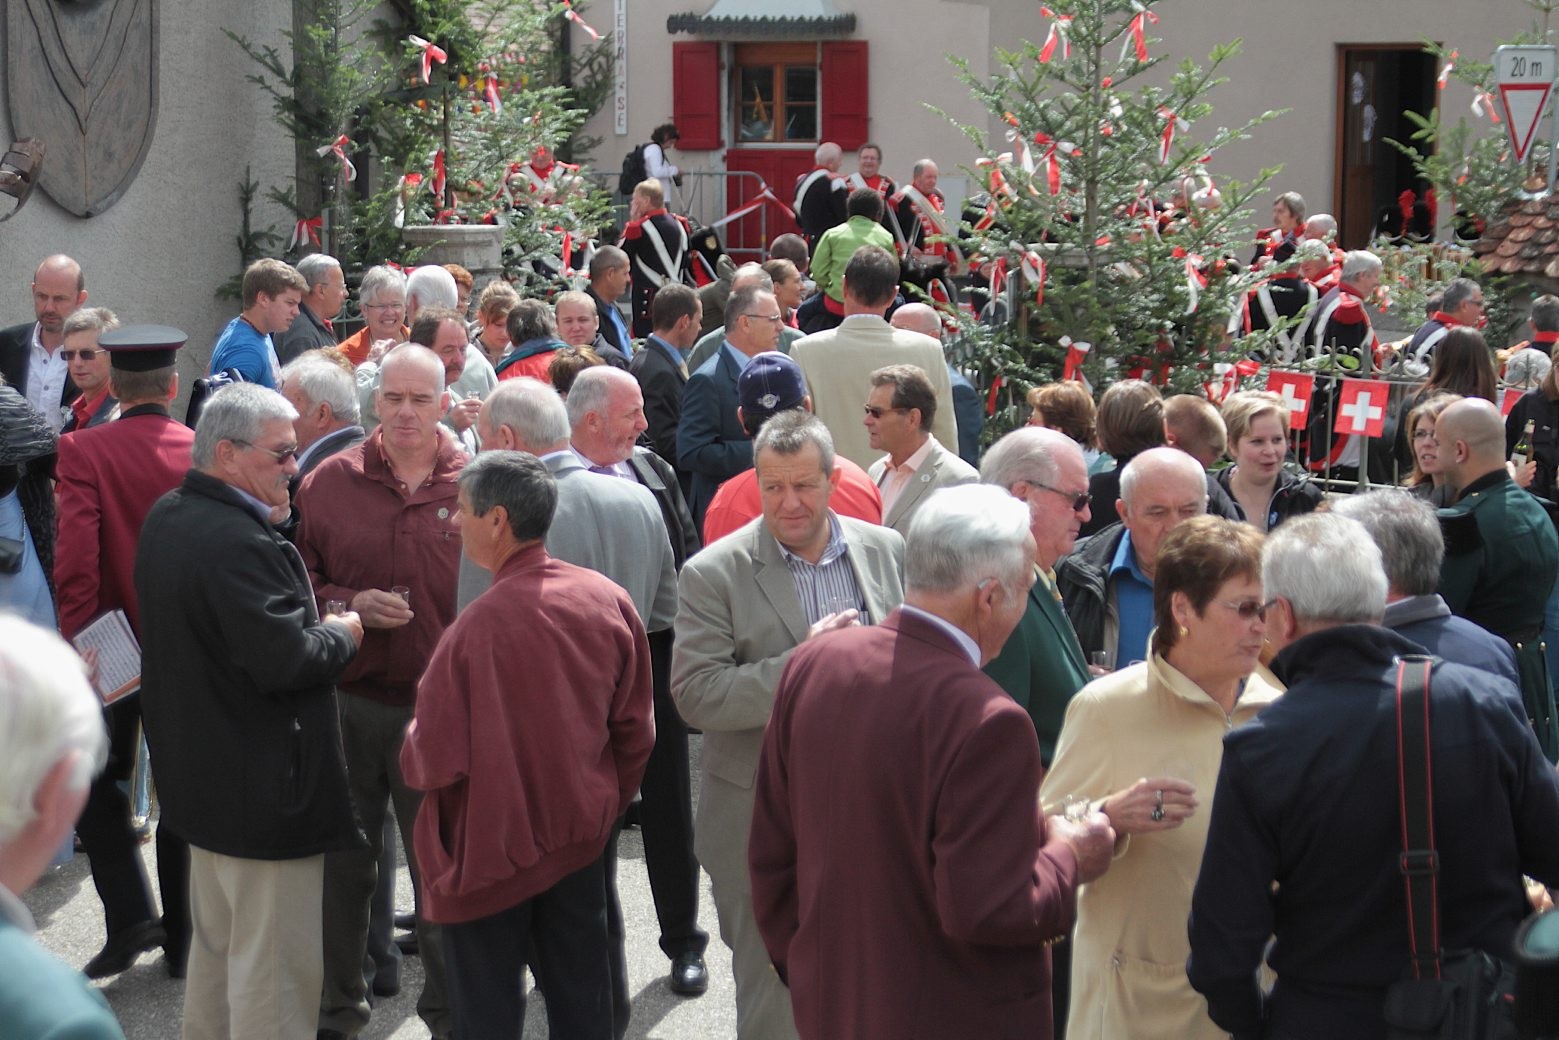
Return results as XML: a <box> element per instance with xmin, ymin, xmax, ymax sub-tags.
<box><xmin>1437</xmin><ymin>50</ymin><xmax>1457</xmax><ymax>89</ymax></box>
<box><xmin>975</xmin><ymin>155</ymin><xmax>1016</xmax><ymax>199</ymax></box>
<box><xmin>1158</xmin><ymin>107</ymin><xmax>1188</xmax><ymax>165</ymax></box>
<box><xmin>287</xmin><ymin>216</ymin><xmax>322</xmax><ymax>251</ymax></box>
<box><xmin>1472</xmin><ymin>90</ymin><xmax>1501</xmax><ymax>124</ymax></box>
<box><xmin>1039</xmin><ymin>7</ymin><xmax>1072</xmax><ymax>63</ymax></box>
<box><xmin>1183</xmin><ymin>253</ymin><xmax>1204</xmax><ymax>313</ymax></box>
<box><xmin>1021</xmin><ymin>250</ymin><xmax>1045</xmax><ymax>309</ymax></box>
<box><xmin>563</xmin><ymin>0</ymin><xmax>604</xmax><ymax>41</ymax></box>
<box><xmin>408</xmin><ymin>35</ymin><xmax>447</xmax><ymax>84</ymax></box>
<box><xmin>1207</xmin><ymin>358</ymin><xmax>1259</xmax><ymax>403</ymax></box>
<box><xmin>1032</xmin><ymin>133</ymin><xmax>1079</xmax><ymax>195</ymax></box>
<box><xmin>316</xmin><ymin>135</ymin><xmax>356</xmax><ymax>181</ymax></box>
<box><xmin>1121</xmin><ymin>2</ymin><xmax>1158</xmax><ymax>64</ymax></box>
<box><xmin>480</xmin><ymin>63</ymin><xmax>502</xmax><ymax>113</ymax></box>
<box><xmin>1060</xmin><ymin>335</ymin><xmax>1092</xmax><ymax>382</ymax></box>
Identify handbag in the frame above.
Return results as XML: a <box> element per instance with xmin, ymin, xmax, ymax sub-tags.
<box><xmin>1382</xmin><ymin>655</ymin><xmax>1517</xmax><ymax>1040</ymax></box>
<box><xmin>0</xmin><ymin>535</ymin><xmax>21</xmax><ymax>574</ymax></box>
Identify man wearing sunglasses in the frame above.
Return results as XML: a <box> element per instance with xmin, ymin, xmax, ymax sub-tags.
<box><xmin>137</xmin><ymin>382</ymin><xmax>364</xmax><ymax>1037</ymax></box>
<box><xmin>59</xmin><ymin>307</ymin><xmax>120</xmax><ymax>433</ymax></box>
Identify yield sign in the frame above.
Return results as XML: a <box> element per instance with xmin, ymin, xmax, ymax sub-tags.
<box><xmin>1496</xmin><ymin>46</ymin><xmax>1556</xmax><ymax>163</ymax></box>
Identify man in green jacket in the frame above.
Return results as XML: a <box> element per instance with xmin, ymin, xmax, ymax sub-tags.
<box><xmin>804</xmin><ymin>189</ymin><xmax>897</xmax><ymax>331</ymax></box>
<box><xmin>1437</xmin><ymin>397</ymin><xmax>1559</xmax><ymax>760</ymax></box>
<box><xmin>979</xmin><ymin>425</ymin><xmax>1094</xmax><ymax>766</ymax></box>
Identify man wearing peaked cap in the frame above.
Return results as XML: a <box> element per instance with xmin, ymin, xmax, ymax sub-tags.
<box><xmin>54</xmin><ymin>324</ymin><xmax>196</xmax><ymax>981</ymax></box>
<box><xmin>701</xmin><ymin>352</ymin><xmax>884</xmax><ymax>544</ymax></box>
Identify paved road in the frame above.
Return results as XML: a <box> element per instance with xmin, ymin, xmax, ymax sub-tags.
<box><xmin>28</xmin><ymin>736</ymin><xmax>740</xmax><ymax>1039</ymax></box>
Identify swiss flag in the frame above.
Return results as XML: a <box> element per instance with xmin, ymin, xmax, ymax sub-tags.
<box><xmin>1334</xmin><ymin>378</ymin><xmax>1389</xmax><ymax>438</ymax></box>
<box><xmin>1265</xmin><ymin>371</ymin><xmax>1315</xmax><ymax>430</ymax></box>
<box><xmin>1502</xmin><ymin>387</ymin><xmax>1524</xmax><ymax>418</ymax></box>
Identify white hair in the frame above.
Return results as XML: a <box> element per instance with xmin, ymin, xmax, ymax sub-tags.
<box><xmin>483</xmin><ymin>378</ymin><xmax>570</xmax><ymax>449</ymax></box>
<box><xmin>1341</xmin><ymin>250</ymin><xmax>1382</xmax><ymax>282</ymax></box>
<box><xmin>1262</xmin><ymin>513</ymin><xmax>1387</xmax><ymax>623</ymax></box>
<box><xmin>406</xmin><ymin>265</ymin><xmax>459</xmax><ymax>310</ymax></box>
<box><xmin>357</xmin><ymin>265</ymin><xmax>406</xmax><ymax>305</ymax></box>
<box><xmin>565</xmin><ymin>366</ymin><xmax>636</xmax><ymax>429</ymax></box>
<box><xmin>0</xmin><ymin>617</ymin><xmax>108</xmax><ymax>845</ymax></box>
<box><xmin>192</xmin><ymin>384</ymin><xmax>300</xmax><ymax>468</ymax></box>
<box><xmin>980</xmin><ymin>425</ymin><xmax>1078</xmax><ymax>491</ymax></box>
<box><xmin>281</xmin><ymin>356</ymin><xmax>359</xmax><ymax>424</ymax></box>
<box><xmin>1119</xmin><ymin>446</ymin><xmax>1208</xmax><ymax>508</ymax></box>
<box><xmin>295</xmin><ymin>253</ymin><xmax>341</xmax><ymax>290</ymax></box>
<box><xmin>905</xmin><ymin>486</ymin><xmax>1033</xmax><ymax>597</ymax></box>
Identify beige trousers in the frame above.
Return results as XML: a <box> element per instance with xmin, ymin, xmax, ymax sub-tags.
<box><xmin>181</xmin><ymin>847</ymin><xmax>324</xmax><ymax>1040</ymax></box>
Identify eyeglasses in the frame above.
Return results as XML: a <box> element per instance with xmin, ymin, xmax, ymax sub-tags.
<box><xmin>863</xmin><ymin>405</ymin><xmax>907</xmax><ymax>419</ymax></box>
<box><xmin>1217</xmin><ymin>597</ymin><xmax>1278</xmax><ymax>621</ymax></box>
<box><xmin>743</xmin><ymin>313</ymin><xmax>784</xmax><ymax>324</ymax></box>
<box><xmin>60</xmin><ymin>349</ymin><xmax>101</xmax><ymax>361</ymax></box>
<box><xmin>362</xmin><ymin>301</ymin><xmax>403</xmax><ymax>312</ymax></box>
<box><xmin>1027</xmin><ymin>481</ymin><xmax>1092</xmax><ymax>512</ymax></box>
<box><xmin>232</xmin><ymin>439</ymin><xmax>299</xmax><ymax>464</ymax></box>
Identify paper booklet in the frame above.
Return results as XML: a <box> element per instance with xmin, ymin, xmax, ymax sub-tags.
<box><xmin>72</xmin><ymin>609</ymin><xmax>142</xmax><ymax>705</ymax></box>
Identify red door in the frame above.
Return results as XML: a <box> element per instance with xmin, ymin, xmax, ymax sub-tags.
<box><xmin>724</xmin><ymin>149</ymin><xmax>813</xmax><ymax>258</ymax></box>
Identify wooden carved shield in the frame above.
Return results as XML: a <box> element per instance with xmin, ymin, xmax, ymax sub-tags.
<box><xmin>5</xmin><ymin>0</ymin><xmax>158</xmax><ymax>216</ymax></box>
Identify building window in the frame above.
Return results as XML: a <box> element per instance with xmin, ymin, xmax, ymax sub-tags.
<box><xmin>734</xmin><ymin>43</ymin><xmax>819</xmax><ymax>143</ymax></box>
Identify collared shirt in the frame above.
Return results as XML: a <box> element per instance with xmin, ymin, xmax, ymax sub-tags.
<box><xmin>721</xmin><ymin>340</ymin><xmax>753</xmax><ymax>373</ymax></box>
<box><xmin>230</xmin><ymin>484</ymin><xmax>278</xmax><ymax>524</ymax></box>
<box><xmin>900</xmin><ymin>603</ymin><xmax>980</xmax><ymax>666</ymax></box>
<box><xmin>67</xmin><ymin>385</ymin><xmax>112</xmax><ymax>431</ymax></box>
<box><xmin>604</xmin><ymin>305</ymin><xmax>633</xmax><ymax>356</ymax></box>
<box><xmin>1108</xmin><ymin>529</ymin><xmax>1155</xmax><ymax>667</ymax></box>
<box><xmin>570</xmin><ymin>445</ymin><xmax>632</xmax><ymax>479</ymax></box>
<box><xmin>876</xmin><ymin>435</ymin><xmax>936</xmax><ymax>515</ymax></box>
<box><xmin>26</xmin><ymin>322</ymin><xmax>69</xmax><ymax>433</ymax></box>
<box><xmin>776</xmin><ymin>512</ymin><xmax>866</xmax><ymax>626</ymax></box>
<box><xmin>646</xmin><ymin>334</ymin><xmax>689</xmax><ymax>377</ymax></box>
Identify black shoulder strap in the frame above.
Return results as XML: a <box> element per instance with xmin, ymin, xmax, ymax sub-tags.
<box><xmin>1395</xmin><ymin>654</ymin><xmax>1442</xmax><ymax>981</ymax></box>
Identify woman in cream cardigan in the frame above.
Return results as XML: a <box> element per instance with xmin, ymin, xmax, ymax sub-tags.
<box><xmin>1040</xmin><ymin>516</ymin><xmax>1283</xmax><ymax>1040</ymax></box>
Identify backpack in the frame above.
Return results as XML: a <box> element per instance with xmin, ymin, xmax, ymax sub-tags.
<box><xmin>618</xmin><ymin>144</ymin><xmax>648</xmax><ymax>196</ymax></box>
<box><xmin>183</xmin><ymin>368</ymin><xmax>248</xmax><ymax>429</ymax></box>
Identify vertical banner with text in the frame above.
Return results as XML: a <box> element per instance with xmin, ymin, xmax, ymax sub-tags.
<box><xmin>614</xmin><ymin>0</ymin><xmax>628</xmax><ymax>135</ymax></box>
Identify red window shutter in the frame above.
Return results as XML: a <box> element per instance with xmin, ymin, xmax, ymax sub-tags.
<box><xmin>821</xmin><ymin>41</ymin><xmax>868</xmax><ymax>149</ymax></box>
<box><xmin>673</xmin><ymin>42</ymin><xmax>722</xmax><ymax>150</ymax></box>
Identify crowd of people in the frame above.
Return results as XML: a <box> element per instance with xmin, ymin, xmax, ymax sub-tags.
<box><xmin>3</xmin><ymin>143</ymin><xmax>1559</xmax><ymax>1040</ymax></box>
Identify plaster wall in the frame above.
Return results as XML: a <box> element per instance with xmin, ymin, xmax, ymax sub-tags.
<box><xmin>0</xmin><ymin>0</ymin><xmax>296</xmax><ymax>385</ymax></box>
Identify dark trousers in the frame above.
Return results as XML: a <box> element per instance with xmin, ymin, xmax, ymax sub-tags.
<box><xmin>637</xmin><ymin>629</ymin><xmax>707</xmax><ymax>960</ymax></box>
<box><xmin>75</xmin><ymin>698</ymin><xmax>189</xmax><ymax>954</ymax></box>
<box><xmin>443</xmin><ymin>853</ymin><xmax>615</xmax><ymax>1040</ymax></box>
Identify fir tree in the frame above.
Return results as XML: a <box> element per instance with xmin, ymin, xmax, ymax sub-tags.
<box><xmin>947</xmin><ymin>0</ymin><xmax>1286</xmax><ymax>418</ymax></box>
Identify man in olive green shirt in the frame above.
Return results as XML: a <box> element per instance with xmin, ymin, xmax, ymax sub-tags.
<box><xmin>811</xmin><ymin>189</ymin><xmax>897</xmax><ymax>309</ymax></box>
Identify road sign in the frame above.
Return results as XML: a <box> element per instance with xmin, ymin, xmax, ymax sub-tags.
<box><xmin>1496</xmin><ymin>45</ymin><xmax>1556</xmax><ymax>163</ymax></box>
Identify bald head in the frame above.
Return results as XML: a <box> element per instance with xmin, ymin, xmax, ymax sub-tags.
<box><xmin>890</xmin><ymin>303</ymin><xmax>942</xmax><ymax>342</ymax></box>
<box><xmin>730</xmin><ymin>262</ymin><xmax>774</xmax><ymax>294</ymax></box>
<box><xmin>1436</xmin><ymin>397</ymin><xmax>1508</xmax><ymax>485</ymax></box>
<box><xmin>379</xmin><ymin>343</ymin><xmax>445</xmax><ymax>395</ymax></box>
<box><xmin>1118</xmin><ymin>447</ymin><xmax>1209</xmax><ymax>579</ymax></box>
<box><xmin>815</xmin><ymin>142</ymin><xmax>842</xmax><ymax>170</ymax></box>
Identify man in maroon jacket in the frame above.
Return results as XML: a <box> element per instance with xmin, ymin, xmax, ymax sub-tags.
<box><xmin>295</xmin><ymin>344</ymin><xmax>463</xmax><ymax>1040</ymax></box>
<box><xmin>403</xmin><ymin>450</ymin><xmax>654</xmax><ymax>1040</ymax></box>
<box><xmin>750</xmin><ymin>484</ymin><xmax>1115</xmax><ymax>1039</ymax></box>
<box><xmin>54</xmin><ymin>326</ymin><xmax>195</xmax><ymax>980</ymax></box>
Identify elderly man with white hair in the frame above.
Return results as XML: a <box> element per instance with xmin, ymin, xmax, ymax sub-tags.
<box><xmin>793</xmin><ymin>141</ymin><xmax>846</xmax><ymax>247</ymax></box>
<box><xmin>280</xmin><ymin>355</ymin><xmax>365</xmax><ymax>482</ymax></box>
<box><xmin>1056</xmin><ymin>446</ymin><xmax>1209</xmax><ymax>667</ymax></box>
<box><xmin>749</xmin><ymin>485</ymin><xmax>1114</xmax><ymax>1040</ymax></box>
<box><xmin>0</xmin><ymin>617</ymin><xmax>121</xmax><ymax>1039</ymax></box>
<box><xmin>137</xmin><ymin>383</ymin><xmax>364</xmax><ymax>1039</ymax></box>
<box><xmin>1188</xmin><ymin>512</ymin><xmax>1559</xmax><ymax>1040</ymax></box>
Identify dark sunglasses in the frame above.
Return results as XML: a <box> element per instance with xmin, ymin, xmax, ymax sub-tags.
<box><xmin>61</xmin><ymin>348</ymin><xmax>101</xmax><ymax>361</ymax></box>
<box><xmin>1029</xmin><ymin>481</ymin><xmax>1092</xmax><ymax>512</ymax></box>
<box><xmin>863</xmin><ymin>405</ymin><xmax>907</xmax><ymax>419</ymax></box>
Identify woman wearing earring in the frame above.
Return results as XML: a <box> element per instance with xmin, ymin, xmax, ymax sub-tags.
<box><xmin>1040</xmin><ymin>516</ymin><xmax>1283</xmax><ymax>1040</ymax></box>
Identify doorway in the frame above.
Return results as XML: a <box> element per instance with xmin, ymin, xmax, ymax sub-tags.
<box><xmin>1335</xmin><ymin>46</ymin><xmax>1438</xmax><ymax>249</ymax></box>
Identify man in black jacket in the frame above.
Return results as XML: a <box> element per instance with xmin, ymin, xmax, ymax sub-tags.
<box><xmin>0</xmin><ymin>253</ymin><xmax>87</xmax><ymax>432</ymax></box>
<box><xmin>1188</xmin><ymin>512</ymin><xmax>1559</xmax><ymax>1040</ymax></box>
<box><xmin>630</xmin><ymin>284</ymin><xmax>700</xmax><ymax>496</ymax></box>
<box><xmin>1057</xmin><ymin>447</ymin><xmax>1208</xmax><ymax>666</ymax></box>
<box><xmin>588</xmin><ymin>245</ymin><xmax>635</xmax><ymax>359</ymax></box>
<box><xmin>136</xmin><ymin>383</ymin><xmax>364</xmax><ymax>1038</ymax></box>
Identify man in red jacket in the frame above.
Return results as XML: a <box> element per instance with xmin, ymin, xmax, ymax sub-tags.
<box><xmin>402</xmin><ymin>451</ymin><xmax>654</xmax><ymax>1040</ymax></box>
<box><xmin>750</xmin><ymin>484</ymin><xmax>1114</xmax><ymax>1039</ymax></box>
<box><xmin>54</xmin><ymin>326</ymin><xmax>194</xmax><ymax>980</ymax></box>
<box><xmin>295</xmin><ymin>344</ymin><xmax>464</xmax><ymax>1040</ymax></box>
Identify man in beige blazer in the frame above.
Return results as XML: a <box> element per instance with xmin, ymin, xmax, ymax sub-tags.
<box><xmin>864</xmin><ymin>363</ymin><xmax>978</xmax><ymax>535</ymax></box>
<box><xmin>672</xmin><ymin>411</ymin><xmax>905</xmax><ymax>1040</ymax></box>
<box><xmin>791</xmin><ymin>245</ymin><xmax>957</xmax><ymax>469</ymax></box>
